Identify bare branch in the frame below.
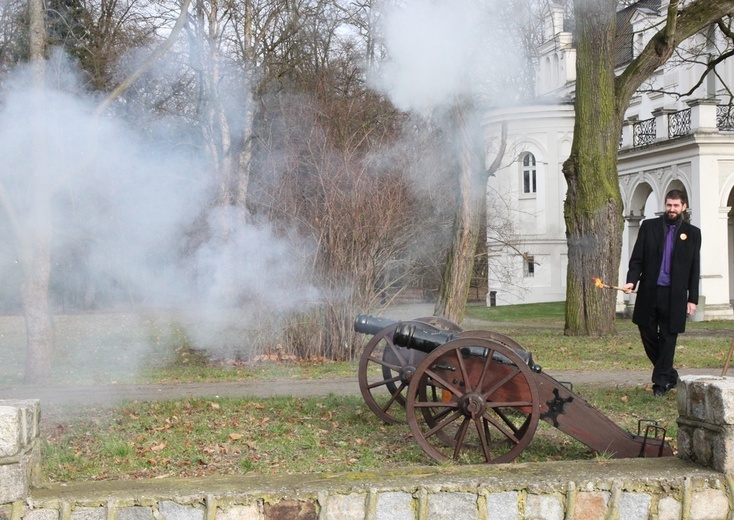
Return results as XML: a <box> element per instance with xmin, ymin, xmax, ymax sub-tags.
<box><xmin>94</xmin><ymin>0</ymin><xmax>192</xmax><ymax>116</ymax></box>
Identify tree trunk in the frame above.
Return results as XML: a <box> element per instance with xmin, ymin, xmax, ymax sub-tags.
<box><xmin>563</xmin><ymin>0</ymin><xmax>624</xmax><ymax>336</ymax></box>
<box><xmin>21</xmin><ymin>233</ymin><xmax>53</xmax><ymax>384</ymax></box>
<box><xmin>434</xmin><ymin>101</ymin><xmax>487</xmax><ymax>324</ymax></box>
<box><xmin>234</xmin><ymin>82</ymin><xmax>255</xmax><ymax>224</ymax></box>
<box><xmin>23</xmin><ymin>0</ymin><xmax>54</xmax><ymax>383</ymax></box>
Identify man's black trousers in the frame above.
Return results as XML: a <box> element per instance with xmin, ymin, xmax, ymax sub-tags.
<box><xmin>637</xmin><ymin>285</ymin><xmax>679</xmax><ymax>389</ymax></box>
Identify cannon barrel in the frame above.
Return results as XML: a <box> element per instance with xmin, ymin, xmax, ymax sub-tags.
<box><xmin>355</xmin><ymin>314</ymin><xmax>541</xmax><ymax>372</ymax></box>
<box><xmin>395</xmin><ymin>322</ymin><xmax>541</xmax><ymax>372</ymax></box>
<box><xmin>354</xmin><ymin>315</ymin><xmax>452</xmax><ymax>354</ymax></box>
<box><xmin>393</xmin><ymin>322</ymin><xmax>457</xmax><ymax>353</ymax></box>
<box><xmin>354</xmin><ymin>314</ymin><xmax>399</xmax><ymax>336</ymax></box>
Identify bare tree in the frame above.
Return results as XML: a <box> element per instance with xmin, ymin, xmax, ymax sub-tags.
<box><xmin>434</xmin><ymin>99</ymin><xmax>506</xmax><ymax>323</ymax></box>
<box><xmin>44</xmin><ymin>0</ymin><xmax>160</xmax><ymax>91</ymax></box>
<box><xmin>15</xmin><ymin>0</ymin><xmax>53</xmax><ymax>383</ymax></box>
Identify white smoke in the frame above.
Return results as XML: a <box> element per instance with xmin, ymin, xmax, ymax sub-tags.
<box><xmin>370</xmin><ymin>0</ymin><xmax>522</xmax><ymax>115</ymax></box>
<box><xmin>0</xmin><ymin>54</ymin><xmax>320</xmax><ymax>380</ymax></box>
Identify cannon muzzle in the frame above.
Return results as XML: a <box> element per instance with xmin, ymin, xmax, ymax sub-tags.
<box><xmin>354</xmin><ymin>314</ymin><xmax>399</xmax><ymax>336</ymax></box>
<box><xmin>393</xmin><ymin>322</ymin><xmax>456</xmax><ymax>353</ymax></box>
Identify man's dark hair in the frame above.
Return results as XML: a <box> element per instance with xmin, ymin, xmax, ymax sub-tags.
<box><xmin>665</xmin><ymin>189</ymin><xmax>687</xmax><ymax>205</ymax></box>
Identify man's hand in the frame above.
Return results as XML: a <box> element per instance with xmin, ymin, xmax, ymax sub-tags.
<box><xmin>623</xmin><ymin>283</ymin><xmax>635</xmax><ymax>294</ymax></box>
<box><xmin>687</xmin><ymin>302</ymin><xmax>697</xmax><ymax>316</ymax></box>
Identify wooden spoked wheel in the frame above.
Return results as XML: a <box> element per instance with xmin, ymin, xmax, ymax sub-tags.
<box><xmin>358</xmin><ymin>317</ymin><xmax>461</xmax><ymax>425</ymax></box>
<box><xmin>405</xmin><ymin>337</ymin><xmax>540</xmax><ymax>464</ymax></box>
<box><xmin>419</xmin><ymin>329</ymin><xmax>533</xmax><ymax>446</ymax></box>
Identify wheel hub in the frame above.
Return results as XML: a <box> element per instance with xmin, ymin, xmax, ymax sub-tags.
<box><xmin>400</xmin><ymin>365</ymin><xmax>416</xmax><ymax>382</ymax></box>
<box><xmin>459</xmin><ymin>393</ymin><xmax>486</xmax><ymax>417</ymax></box>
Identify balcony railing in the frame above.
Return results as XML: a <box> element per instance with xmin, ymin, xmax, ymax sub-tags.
<box><xmin>621</xmin><ymin>103</ymin><xmax>734</xmax><ymax>150</ymax></box>
<box><xmin>668</xmin><ymin>108</ymin><xmax>691</xmax><ymax>138</ymax></box>
<box><xmin>717</xmin><ymin>105</ymin><xmax>734</xmax><ymax>131</ymax></box>
<box><xmin>633</xmin><ymin>117</ymin><xmax>656</xmax><ymax>147</ymax></box>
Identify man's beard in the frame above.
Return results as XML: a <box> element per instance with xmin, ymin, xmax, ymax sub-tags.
<box><xmin>665</xmin><ymin>210</ymin><xmax>682</xmax><ymax>223</ymax></box>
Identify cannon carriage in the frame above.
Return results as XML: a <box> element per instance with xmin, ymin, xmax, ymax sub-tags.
<box><xmin>355</xmin><ymin>314</ymin><xmax>673</xmax><ymax>464</ymax></box>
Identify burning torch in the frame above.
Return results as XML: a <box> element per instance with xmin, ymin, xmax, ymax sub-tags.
<box><xmin>593</xmin><ymin>277</ymin><xmax>635</xmax><ymax>293</ymax></box>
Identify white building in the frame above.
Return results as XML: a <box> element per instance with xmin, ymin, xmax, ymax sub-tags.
<box><xmin>484</xmin><ymin>0</ymin><xmax>734</xmax><ymax>320</ymax></box>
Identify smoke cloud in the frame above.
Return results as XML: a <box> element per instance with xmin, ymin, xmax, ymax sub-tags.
<box><xmin>370</xmin><ymin>0</ymin><xmax>522</xmax><ymax>115</ymax></box>
<box><xmin>0</xmin><ymin>53</ymin><xmax>319</xmax><ymax>383</ymax></box>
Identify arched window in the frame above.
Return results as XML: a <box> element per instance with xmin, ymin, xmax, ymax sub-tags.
<box><xmin>522</xmin><ymin>153</ymin><xmax>537</xmax><ymax>194</ymax></box>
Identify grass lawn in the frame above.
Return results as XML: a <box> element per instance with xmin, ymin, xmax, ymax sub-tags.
<box><xmin>41</xmin><ymin>385</ymin><xmax>676</xmax><ymax>482</ymax></box>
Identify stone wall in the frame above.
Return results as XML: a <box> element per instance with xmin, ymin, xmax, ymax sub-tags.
<box><xmin>0</xmin><ymin>459</ymin><xmax>731</xmax><ymax>520</ymax></box>
<box><xmin>1</xmin><ymin>376</ymin><xmax>734</xmax><ymax>520</ymax></box>
<box><xmin>0</xmin><ymin>400</ymin><xmax>41</xmax><ymax>504</ymax></box>
<box><xmin>677</xmin><ymin>375</ymin><xmax>734</xmax><ymax>473</ymax></box>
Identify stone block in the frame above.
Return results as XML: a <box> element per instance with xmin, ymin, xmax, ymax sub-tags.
<box><xmin>23</xmin><ymin>509</ymin><xmax>59</xmax><ymax>520</ymax></box>
<box><xmin>0</xmin><ymin>406</ymin><xmax>21</xmax><ymax>458</ymax></box>
<box><xmin>375</xmin><ymin>491</ymin><xmax>414</xmax><ymax>520</ymax></box>
<box><xmin>158</xmin><ymin>502</ymin><xmax>204</xmax><ymax>520</ymax></box>
<box><xmin>677</xmin><ymin>424</ymin><xmax>693</xmax><ymax>460</ymax></box>
<box><xmin>692</xmin><ymin>427</ymin><xmax>715</xmax><ymax>466</ymax></box>
<box><xmin>70</xmin><ymin>507</ymin><xmax>105</xmax><ymax>520</ymax></box>
<box><xmin>215</xmin><ymin>505</ymin><xmax>260</xmax><ymax>520</ymax></box>
<box><xmin>486</xmin><ymin>491</ymin><xmax>518</xmax><ymax>520</ymax></box>
<box><xmin>117</xmin><ymin>506</ymin><xmax>154</xmax><ymax>520</ymax></box>
<box><xmin>617</xmin><ymin>492</ymin><xmax>650</xmax><ymax>520</ymax></box>
<box><xmin>711</xmin><ymin>427</ymin><xmax>734</xmax><ymax>472</ymax></box>
<box><xmin>573</xmin><ymin>491</ymin><xmax>609</xmax><ymax>520</ymax></box>
<box><xmin>319</xmin><ymin>493</ymin><xmax>365</xmax><ymax>520</ymax></box>
<box><xmin>0</xmin><ymin>458</ymin><xmax>27</xmax><ymax>503</ymax></box>
<box><xmin>426</xmin><ymin>492</ymin><xmax>477</xmax><ymax>520</ymax></box>
<box><xmin>19</xmin><ymin>401</ymin><xmax>40</xmax><ymax>447</ymax></box>
<box><xmin>657</xmin><ymin>495</ymin><xmax>681</xmax><ymax>520</ymax></box>
<box><xmin>261</xmin><ymin>500</ymin><xmax>316</xmax><ymax>520</ymax></box>
<box><xmin>689</xmin><ymin>488</ymin><xmax>729</xmax><ymax>520</ymax></box>
<box><xmin>679</xmin><ymin>376</ymin><xmax>734</xmax><ymax>425</ymax></box>
<box><xmin>525</xmin><ymin>494</ymin><xmax>563</xmax><ymax>520</ymax></box>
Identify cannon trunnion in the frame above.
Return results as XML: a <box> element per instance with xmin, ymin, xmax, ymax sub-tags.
<box><xmin>354</xmin><ymin>314</ymin><xmax>673</xmax><ymax>464</ymax></box>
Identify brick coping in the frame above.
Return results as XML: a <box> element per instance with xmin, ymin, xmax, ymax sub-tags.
<box><xmin>28</xmin><ymin>457</ymin><xmax>724</xmax><ymax>506</ymax></box>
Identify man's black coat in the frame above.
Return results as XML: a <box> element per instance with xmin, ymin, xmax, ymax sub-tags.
<box><xmin>626</xmin><ymin>216</ymin><xmax>701</xmax><ymax>333</ymax></box>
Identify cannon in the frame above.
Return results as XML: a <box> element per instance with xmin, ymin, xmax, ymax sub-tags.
<box><xmin>355</xmin><ymin>314</ymin><xmax>673</xmax><ymax>464</ymax></box>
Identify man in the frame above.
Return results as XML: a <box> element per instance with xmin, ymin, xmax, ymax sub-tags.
<box><xmin>623</xmin><ymin>189</ymin><xmax>701</xmax><ymax>397</ymax></box>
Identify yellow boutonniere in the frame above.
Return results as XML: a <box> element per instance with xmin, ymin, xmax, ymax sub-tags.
<box><xmin>680</xmin><ymin>233</ymin><xmax>688</xmax><ymax>240</ymax></box>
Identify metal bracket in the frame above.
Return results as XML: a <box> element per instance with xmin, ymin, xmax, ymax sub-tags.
<box><xmin>637</xmin><ymin>419</ymin><xmax>668</xmax><ymax>458</ymax></box>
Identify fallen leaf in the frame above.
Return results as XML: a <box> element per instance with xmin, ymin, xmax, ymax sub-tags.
<box><xmin>151</xmin><ymin>442</ymin><xmax>167</xmax><ymax>453</ymax></box>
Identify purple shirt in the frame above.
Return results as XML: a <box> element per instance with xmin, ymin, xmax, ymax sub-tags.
<box><xmin>657</xmin><ymin>223</ymin><xmax>676</xmax><ymax>286</ymax></box>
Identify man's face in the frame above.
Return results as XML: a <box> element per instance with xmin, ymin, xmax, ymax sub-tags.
<box><xmin>665</xmin><ymin>198</ymin><xmax>687</xmax><ymax>220</ymax></box>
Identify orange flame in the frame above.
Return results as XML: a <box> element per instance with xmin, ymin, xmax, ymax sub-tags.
<box><xmin>593</xmin><ymin>277</ymin><xmax>603</xmax><ymax>288</ymax></box>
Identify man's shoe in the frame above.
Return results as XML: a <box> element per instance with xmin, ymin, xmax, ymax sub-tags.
<box><xmin>653</xmin><ymin>385</ymin><xmax>667</xmax><ymax>397</ymax></box>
